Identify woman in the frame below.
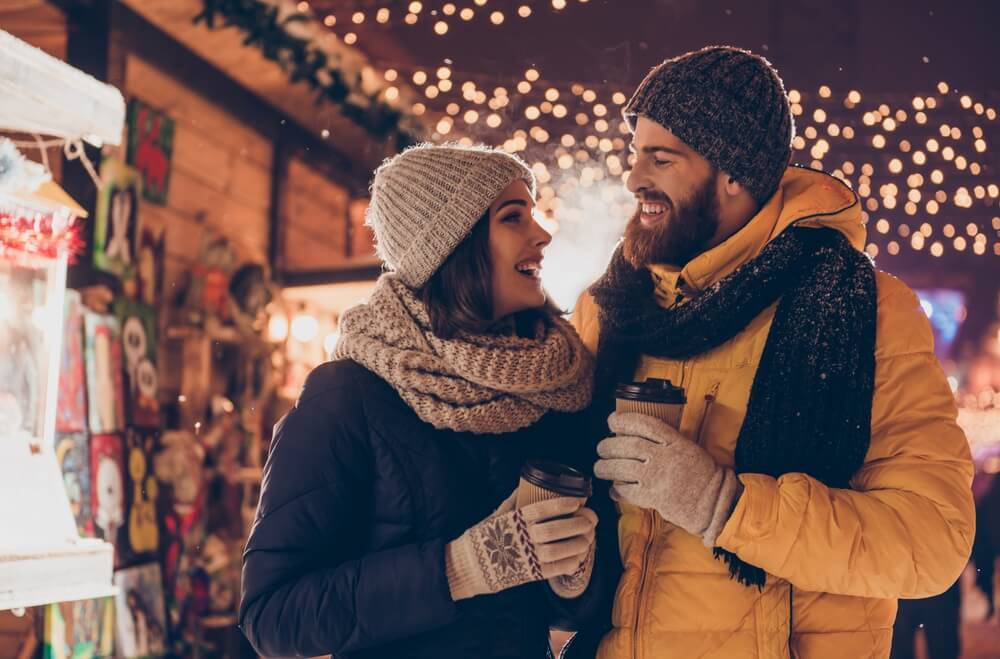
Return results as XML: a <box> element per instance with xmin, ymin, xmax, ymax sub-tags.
<box><xmin>239</xmin><ymin>144</ymin><xmax>606</xmax><ymax>658</ymax></box>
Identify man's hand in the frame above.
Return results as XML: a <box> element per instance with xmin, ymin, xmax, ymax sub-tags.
<box><xmin>594</xmin><ymin>411</ymin><xmax>743</xmax><ymax>546</ymax></box>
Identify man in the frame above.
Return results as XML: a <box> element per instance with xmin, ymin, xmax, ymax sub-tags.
<box><xmin>573</xmin><ymin>45</ymin><xmax>975</xmax><ymax>658</ymax></box>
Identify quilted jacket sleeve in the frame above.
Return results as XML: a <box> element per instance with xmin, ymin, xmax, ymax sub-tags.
<box><xmin>238</xmin><ymin>363</ymin><xmax>458</xmax><ymax>657</ymax></box>
<box><xmin>716</xmin><ymin>274</ymin><xmax>975</xmax><ymax>599</ymax></box>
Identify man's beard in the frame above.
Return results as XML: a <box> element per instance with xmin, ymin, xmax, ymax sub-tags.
<box><xmin>623</xmin><ymin>174</ymin><xmax>721</xmax><ymax>269</ymax></box>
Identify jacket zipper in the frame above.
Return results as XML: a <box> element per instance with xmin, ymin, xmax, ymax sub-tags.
<box><xmin>632</xmin><ymin>509</ymin><xmax>656</xmax><ymax>659</ymax></box>
<box><xmin>695</xmin><ymin>382</ymin><xmax>721</xmax><ymax>446</ymax></box>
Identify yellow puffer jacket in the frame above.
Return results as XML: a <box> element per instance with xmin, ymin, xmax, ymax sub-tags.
<box><xmin>573</xmin><ymin>167</ymin><xmax>975</xmax><ymax>659</ymax></box>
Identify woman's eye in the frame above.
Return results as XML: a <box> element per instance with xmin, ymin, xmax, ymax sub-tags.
<box><xmin>501</xmin><ymin>213</ymin><xmax>521</xmax><ymax>223</ymax></box>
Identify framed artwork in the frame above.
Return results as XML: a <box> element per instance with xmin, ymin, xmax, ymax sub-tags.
<box><xmin>126</xmin><ymin>98</ymin><xmax>174</xmax><ymax>205</ymax></box>
<box><xmin>114</xmin><ymin>299</ymin><xmax>159</xmax><ymax>429</ymax></box>
<box><xmin>90</xmin><ymin>433</ymin><xmax>124</xmax><ymax>555</ymax></box>
<box><xmin>42</xmin><ymin>595</ymin><xmax>115</xmax><ymax>659</ymax></box>
<box><xmin>55</xmin><ymin>431</ymin><xmax>93</xmax><ymax>537</ymax></box>
<box><xmin>84</xmin><ymin>311</ymin><xmax>126</xmax><ymax>434</ymax></box>
<box><xmin>56</xmin><ymin>289</ymin><xmax>88</xmax><ymax>433</ymax></box>
<box><xmin>119</xmin><ymin>427</ymin><xmax>161</xmax><ymax>566</ymax></box>
<box><xmin>178</xmin><ymin>231</ymin><xmax>235</xmax><ymax>325</ymax></box>
<box><xmin>93</xmin><ymin>158</ymin><xmax>143</xmax><ymax>279</ymax></box>
<box><xmin>133</xmin><ymin>224</ymin><xmax>165</xmax><ymax>308</ymax></box>
<box><xmin>114</xmin><ymin>562</ymin><xmax>168</xmax><ymax>658</ymax></box>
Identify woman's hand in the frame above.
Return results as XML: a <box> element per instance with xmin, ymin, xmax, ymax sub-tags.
<box><xmin>445</xmin><ymin>495</ymin><xmax>597</xmax><ymax>601</ymax></box>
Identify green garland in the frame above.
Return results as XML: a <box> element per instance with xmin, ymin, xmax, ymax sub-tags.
<box><xmin>195</xmin><ymin>0</ymin><xmax>416</xmax><ymax>150</ymax></box>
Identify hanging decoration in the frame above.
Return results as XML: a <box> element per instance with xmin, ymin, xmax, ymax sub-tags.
<box><xmin>0</xmin><ymin>138</ymin><xmax>84</xmax><ymax>263</ymax></box>
<box><xmin>126</xmin><ymin>99</ymin><xmax>174</xmax><ymax>205</ymax></box>
<box><xmin>194</xmin><ymin>0</ymin><xmax>421</xmax><ymax>148</ymax></box>
<box><xmin>93</xmin><ymin>158</ymin><xmax>143</xmax><ymax>277</ymax></box>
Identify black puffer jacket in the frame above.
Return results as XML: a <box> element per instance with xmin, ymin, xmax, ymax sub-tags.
<box><xmin>239</xmin><ymin>359</ymin><xmax>614</xmax><ymax>659</ymax></box>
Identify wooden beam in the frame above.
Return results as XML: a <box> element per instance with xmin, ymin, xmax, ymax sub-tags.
<box><xmin>279</xmin><ymin>262</ymin><xmax>382</xmax><ymax>287</ymax></box>
<box><xmin>62</xmin><ymin>0</ymin><xmax>119</xmax><ymax>290</ymax></box>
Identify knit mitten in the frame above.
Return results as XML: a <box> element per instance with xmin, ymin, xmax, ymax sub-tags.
<box><xmin>446</xmin><ymin>496</ymin><xmax>596</xmax><ymax>601</ymax></box>
<box><xmin>595</xmin><ymin>411</ymin><xmax>744</xmax><ymax>547</ymax></box>
<box><xmin>547</xmin><ymin>542</ymin><xmax>595</xmax><ymax>599</ymax></box>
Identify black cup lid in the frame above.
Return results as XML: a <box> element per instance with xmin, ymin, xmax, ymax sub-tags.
<box><xmin>615</xmin><ymin>378</ymin><xmax>687</xmax><ymax>404</ymax></box>
<box><xmin>521</xmin><ymin>459</ymin><xmax>592</xmax><ymax>498</ymax></box>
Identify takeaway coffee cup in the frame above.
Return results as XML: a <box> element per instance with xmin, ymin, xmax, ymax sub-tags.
<box><xmin>614</xmin><ymin>378</ymin><xmax>687</xmax><ymax>430</ymax></box>
<box><xmin>515</xmin><ymin>459</ymin><xmax>592</xmax><ymax>509</ymax></box>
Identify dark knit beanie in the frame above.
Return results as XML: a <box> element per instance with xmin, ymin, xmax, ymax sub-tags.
<box><xmin>623</xmin><ymin>45</ymin><xmax>794</xmax><ymax>204</ymax></box>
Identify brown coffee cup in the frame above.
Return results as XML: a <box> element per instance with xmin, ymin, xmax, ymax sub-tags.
<box><xmin>515</xmin><ymin>459</ymin><xmax>592</xmax><ymax>509</ymax></box>
<box><xmin>615</xmin><ymin>378</ymin><xmax>687</xmax><ymax>430</ymax></box>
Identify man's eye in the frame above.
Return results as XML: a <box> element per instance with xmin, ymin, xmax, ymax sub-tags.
<box><xmin>654</xmin><ymin>159</ymin><xmax>672</xmax><ymax>167</ymax></box>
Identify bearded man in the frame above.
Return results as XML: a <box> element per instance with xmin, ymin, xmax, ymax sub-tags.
<box><xmin>572</xmin><ymin>45</ymin><xmax>975</xmax><ymax>659</ymax></box>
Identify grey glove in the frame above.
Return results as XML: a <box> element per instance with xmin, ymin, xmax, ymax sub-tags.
<box><xmin>446</xmin><ymin>494</ymin><xmax>597</xmax><ymax>601</ymax></box>
<box><xmin>594</xmin><ymin>411</ymin><xmax>743</xmax><ymax>546</ymax></box>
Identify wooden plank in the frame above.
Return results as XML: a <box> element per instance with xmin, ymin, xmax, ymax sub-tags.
<box><xmin>283</xmin><ymin>224</ymin><xmax>347</xmax><ymax>271</ymax></box>
<box><xmin>215</xmin><ymin>199</ymin><xmax>269</xmax><ymax>262</ymax></box>
<box><xmin>171</xmin><ymin>126</ymin><xmax>235</xmax><ymax>193</ymax></box>
<box><xmin>229</xmin><ymin>157</ymin><xmax>272</xmax><ymax>210</ymax></box>
<box><xmin>0</xmin><ymin>2</ymin><xmax>67</xmax><ymax>58</ymax></box>
<box><xmin>166</xmin><ymin>168</ymin><xmax>230</xmax><ymax>224</ymax></box>
<box><xmin>125</xmin><ymin>55</ymin><xmax>272</xmax><ymax>168</ymax></box>
<box><xmin>140</xmin><ymin>203</ymin><xmax>205</xmax><ymax>260</ymax></box>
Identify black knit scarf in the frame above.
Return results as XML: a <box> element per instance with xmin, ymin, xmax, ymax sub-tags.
<box><xmin>590</xmin><ymin>227</ymin><xmax>878</xmax><ymax>588</ymax></box>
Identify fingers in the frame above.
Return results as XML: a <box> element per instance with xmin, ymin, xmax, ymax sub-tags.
<box><xmin>594</xmin><ymin>457</ymin><xmax>642</xmax><ymax>484</ymax></box>
<box><xmin>535</xmin><ymin>534</ymin><xmax>592</xmax><ymax>564</ymax></box>
<box><xmin>529</xmin><ymin>508</ymin><xmax>597</xmax><ymax>544</ymax></box>
<box><xmin>607</xmin><ymin>411</ymin><xmax>684</xmax><ymax>445</ymax></box>
<box><xmin>541</xmin><ymin>555</ymin><xmax>589</xmax><ymax>580</ymax></box>
<box><xmin>609</xmin><ymin>482</ymin><xmax>637</xmax><ymax>504</ymax></box>
<box><xmin>596</xmin><ymin>435</ymin><xmax>654</xmax><ymax>460</ymax></box>
<box><xmin>520</xmin><ymin>496</ymin><xmax>585</xmax><ymax>523</ymax></box>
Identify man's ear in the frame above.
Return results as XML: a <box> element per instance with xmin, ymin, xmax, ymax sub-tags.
<box><xmin>722</xmin><ymin>175</ymin><xmax>745</xmax><ymax>199</ymax></box>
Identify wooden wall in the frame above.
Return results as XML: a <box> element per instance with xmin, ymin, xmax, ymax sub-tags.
<box><xmin>280</xmin><ymin>155</ymin><xmax>350</xmax><ymax>272</ymax></box>
<box><xmin>121</xmin><ymin>54</ymin><xmax>273</xmax><ymax>296</ymax></box>
<box><xmin>1</xmin><ymin>1</ymin><xmax>69</xmax><ymax>182</ymax></box>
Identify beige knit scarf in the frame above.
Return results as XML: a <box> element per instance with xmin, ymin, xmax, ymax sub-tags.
<box><xmin>333</xmin><ymin>274</ymin><xmax>594</xmax><ymax>434</ymax></box>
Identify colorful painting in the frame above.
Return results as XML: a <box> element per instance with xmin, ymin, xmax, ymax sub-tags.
<box><xmin>90</xmin><ymin>434</ymin><xmax>124</xmax><ymax>556</ymax></box>
<box><xmin>154</xmin><ymin>430</ymin><xmax>207</xmax><ymax>650</ymax></box>
<box><xmin>114</xmin><ymin>563</ymin><xmax>167</xmax><ymax>658</ymax></box>
<box><xmin>348</xmin><ymin>198</ymin><xmax>374</xmax><ymax>258</ymax></box>
<box><xmin>84</xmin><ymin>312</ymin><xmax>126</xmax><ymax>434</ymax></box>
<box><xmin>42</xmin><ymin>595</ymin><xmax>115</xmax><ymax>659</ymax></box>
<box><xmin>126</xmin><ymin>98</ymin><xmax>174</xmax><ymax>205</ymax></box>
<box><xmin>177</xmin><ymin>231</ymin><xmax>235</xmax><ymax>325</ymax></box>
<box><xmin>93</xmin><ymin>158</ymin><xmax>143</xmax><ymax>278</ymax></box>
<box><xmin>114</xmin><ymin>300</ymin><xmax>159</xmax><ymax>428</ymax></box>
<box><xmin>133</xmin><ymin>224</ymin><xmax>165</xmax><ymax>308</ymax></box>
<box><xmin>119</xmin><ymin>428</ymin><xmax>161</xmax><ymax>566</ymax></box>
<box><xmin>55</xmin><ymin>431</ymin><xmax>93</xmax><ymax>537</ymax></box>
<box><xmin>56</xmin><ymin>289</ymin><xmax>88</xmax><ymax>433</ymax></box>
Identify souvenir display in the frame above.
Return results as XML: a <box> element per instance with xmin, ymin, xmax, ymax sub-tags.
<box><xmin>84</xmin><ymin>312</ymin><xmax>126</xmax><ymax>435</ymax></box>
<box><xmin>113</xmin><ymin>562</ymin><xmax>168</xmax><ymax>658</ymax></box>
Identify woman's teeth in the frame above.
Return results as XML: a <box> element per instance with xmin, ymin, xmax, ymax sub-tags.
<box><xmin>515</xmin><ymin>261</ymin><xmax>541</xmax><ymax>278</ymax></box>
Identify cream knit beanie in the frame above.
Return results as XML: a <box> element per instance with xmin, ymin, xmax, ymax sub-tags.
<box><xmin>366</xmin><ymin>142</ymin><xmax>537</xmax><ymax>288</ymax></box>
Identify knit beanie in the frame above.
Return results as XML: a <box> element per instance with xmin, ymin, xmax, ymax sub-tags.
<box><xmin>623</xmin><ymin>45</ymin><xmax>794</xmax><ymax>204</ymax></box>
<box><xmin>366</xmin><ymin>143</ymin><xmax>536</xmax><ymax>288</ymax></box>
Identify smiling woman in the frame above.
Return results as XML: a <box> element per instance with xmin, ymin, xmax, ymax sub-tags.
<box><xmin>239</xmin><ymin>143</ymin><xmax>610</xmax><ymax>659</ymax></box>
<box><xmin>419</xmin><ymin>178</ymin><xmax>555</xmax><ymax>339</ymax></box>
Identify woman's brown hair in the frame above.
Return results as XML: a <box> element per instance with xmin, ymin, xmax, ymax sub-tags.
<box><xmin>419</xmin><ymin>211</ymin><xmax>560</xmax><ymax>339</ymax></box>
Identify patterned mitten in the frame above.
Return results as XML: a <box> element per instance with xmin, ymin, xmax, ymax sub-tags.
<box><xmin>446</xmin><ymin>495</ymin><xmax>596</xmax><ymax>601</ymax></box>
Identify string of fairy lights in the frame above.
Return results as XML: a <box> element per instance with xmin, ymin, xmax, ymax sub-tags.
<box><xmin>300</xmin><ymin>0</ymin><xmax>591</xmax><ymax>44</ymax></box>
<box><xmin>294</xmin><ymin>0</ymin><xmax>998</xmax><ymax>260</ymax></box>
